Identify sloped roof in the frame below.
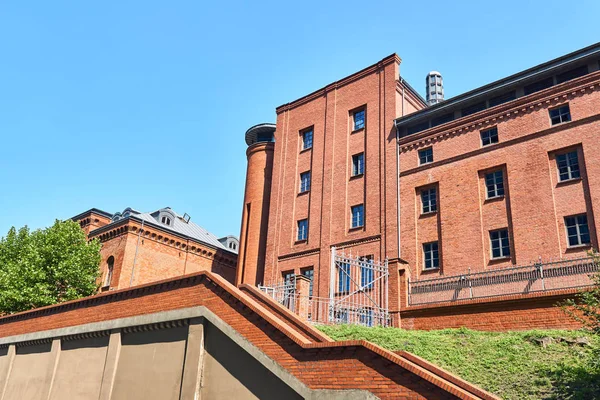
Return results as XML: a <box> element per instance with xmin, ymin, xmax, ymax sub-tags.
<box><xmin>90</xmin><ymin>207</ymin><xmax>237</xmax><ymax>254</ymax></box>
<box><xmin>137</xmin><ymin>208</ymin><xmax>229</xmax><ymax>251</ymax></box>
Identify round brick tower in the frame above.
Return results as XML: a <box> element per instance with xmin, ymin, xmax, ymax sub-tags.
<box><xmin>235</xmin><ymin>123</ymin><xmax>275</xmax><ymax>286</ymax></box>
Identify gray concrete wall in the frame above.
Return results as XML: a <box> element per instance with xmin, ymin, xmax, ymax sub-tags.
<box><xmin>202</xmin><ymin>321</ymin><xmax>302</xmax><ymax>400</ymax></box>
<box><xmin>49</xmin><ymin>335</ymin><xmax>109</xmax><ymax>400</ymax></box>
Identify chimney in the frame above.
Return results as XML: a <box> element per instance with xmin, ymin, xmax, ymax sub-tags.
<box><xmin>426</xmin><ymin>71</ymin><xmax>444</xmax><ymax>106</ymax></box>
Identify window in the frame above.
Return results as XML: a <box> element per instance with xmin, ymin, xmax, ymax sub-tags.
<box><xmin>418</xmin><ymin>147</ymin><xmax>433</xmax><ymax>165</ymax></box>
<box><xmin>423</xmin><ymin>242</ymin><xmax>439</xmax><ymax>269</ymax></box>
<box><xmin>335</xmin><ymin>308</ymin><xmax>349</xmax><ymax>323</ymax></box>
<box><xmin>297</xmin><ymin>219</ymin><xmax>308</xmax><ymax>241</ymax></box>
<box><xmin>299</xmin><ymin>171</ymin><xmax>311</xmax><ymax>193</ymax></box>
<box><xmin>565</xmin><ymin>215</ymin><xmax>590</xmax><ymax>247</ymax></box>
<box><xmin>485</xmin><ymin>170</ymin><xmax>505</xmax><ymax>198</ymax></box>
<box><xmin>549</xmin><ymin>104</ymin><xmax>571</xmax><ymax>125</ymax></box>
<box><xmin>104</xmin><ymin>256</ymin><xmax>114</xmax><ymax>287</ymax></box>
<box><xmin>351</xmin><ymin>204</ymin><xmax>364</xmax><ymax>228</ymax></box>
<box><xmin>407</xmin><ymin>121</ymin><xmax>429</xmax><ymax>135</ymax></box>
<box><xmin>360</xmin><ymin>255</ymin><xmax>374</xmax><ymax>289</ymax></box>
<box><xmin>353</xmin><ymin>109</ymin><xmax>365</xmax><ymax>131</ymax></box>
<box><xmin>461</xmin><ymin>101</ymin><xmax>486</xmax><ymax>117</ymax></box>
<box><xmin>431</xmin><ymin>113</ymin><xmax>454</xmax><ymax>127</ymax></box>
<box><xmin>338</xmin><ymin>263</ymin><xmax>350</xmax><ymax>293</ymax></box>
<box><xmin>352</xmin><ymin>153</ymin><xmax>364</xmax><ymax>176</ymax></box>
<box><xmin>161</xmin><ymin>216</ymin><xmax>171</xmax><ymax>225</ymax></box>
<box><xmin>282</xmin><ymin>270</ymin><xmax>295</xmax><ymax>284</ymax></box>
<box><xmin>282</xmin><ymin>271</ymin><xmax>295</xmax><ymax>308</ymax></box>
<box><xmin>556</xmin><ymin>151</ymin><xmax>580</xmax><ymax>181</ymax></box>
<box><xmin>421</xmin><ymin>187</ymin><xmax>437</xmax><ymax>214</ymax></box>
<box><xmin>524</xmin><ymin>77</ymin><xmax>554</xmax><ymax>95</ymax></box>
<box><xmin>301</xmin><ymin>268</ymin><xmax>314</xmax><ymax>297</ymax></box>
<box><xmin>359</xmin><ymin>308</ymin><xmax>373</xmax><ymax>327</ymax></box>
<box><xmin>488</xmin><ymin>91</ymin><xmax>516</xmax><ymax>107</ymax></box>
<box><xmin>302</xmin><ymin>129</ymin><xmax>313</xmax><ymax>150</ymax></box>
<box><xmin>480</xmin><ymin>127</ymin><xmax>498</xmax><ymax>146</ymax></box>
<box><xmin>490</xmin><ymin>229</ymin><xmax>510</xmax><ymax>259</ymax></box>
<box><xmin>556</xmin><ymin>66</ymin><xmax>588</xmax><ymax>84</ymax></box>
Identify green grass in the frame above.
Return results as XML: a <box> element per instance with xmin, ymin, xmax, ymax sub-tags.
<box><xmin>316</xmin><ymin>325</ymin><xmax>600</xmax><ymax>400</ymax></box>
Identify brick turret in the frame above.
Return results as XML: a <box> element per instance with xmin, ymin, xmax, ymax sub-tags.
<box><xmin>236</xmin><ymin>123</ymin><xmax>275</xmax><ymax>286</ymax></box>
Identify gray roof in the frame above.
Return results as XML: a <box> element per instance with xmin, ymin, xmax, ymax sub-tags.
<box><xmin>395</xmin><ymin>41</ymin><xmax>600</xmax><ymax>128</ymax></box>
<box><xmin>105</xmin><ymin>207</ymin><xmax>238</xmax><ymax>254</ymax></box>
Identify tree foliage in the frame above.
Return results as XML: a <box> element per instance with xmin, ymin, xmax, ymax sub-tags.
<box><xmin>0</xmin><ymin>220</ymin><xmax>101</xmax><ymax>314</ymax></box>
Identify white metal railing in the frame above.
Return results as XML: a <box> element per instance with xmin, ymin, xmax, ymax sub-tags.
<box><xmin>258</xmin><ymin>247</ymin><xmax>390</xmax><ymax>327</ymax></box>
<box><xmin>408</xmin><ymin>256</ymin><xmax>599</xmax><ymax>306</ymax></box>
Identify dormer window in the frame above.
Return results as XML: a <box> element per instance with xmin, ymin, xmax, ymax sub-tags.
<box><xmin>157</xmin><ymin>209</ymin><xmax>176</xmax><ymax>227</ymax></box>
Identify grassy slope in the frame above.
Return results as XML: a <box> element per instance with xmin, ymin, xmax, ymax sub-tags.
<box><xmin>317</xmin><ymin>325</ymin><xmax>600</xmax><ymax>400</ymax></box>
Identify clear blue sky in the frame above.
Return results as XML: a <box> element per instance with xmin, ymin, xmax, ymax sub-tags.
<box><xmin>0</xmin><ymin>0</ymin><xmax>598</xmax><ymax>238</ymax></box>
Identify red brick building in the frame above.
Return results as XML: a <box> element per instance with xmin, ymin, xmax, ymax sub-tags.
<box><xmin>73</xmin><ymin>207</ymin><xmax>238</xmax><ymax>290</ymax></box>
<box><xmin>237</xmin><ymin>43</ymin><xmax>600</xmax><ymax>330</ymax></box>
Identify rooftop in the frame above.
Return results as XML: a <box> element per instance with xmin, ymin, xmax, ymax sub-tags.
<box><xmin>78</xmin><ymin>207</ymin><xmax>238</xmax><ymax>254</ymax></box>
<box><xmin>395</xmin><ymin>41</ymin><xmax>600</xmax><ymax>135</ymax></box>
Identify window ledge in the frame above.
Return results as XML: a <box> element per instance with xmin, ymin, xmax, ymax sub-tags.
<box><xmin>422</xmin><ymin>267</ymin><xmax>440</xmax><ymax>273</ymax></box>
<box><xmin>557</xmin><ymin>177</ymin><xmax>582</xmax><ymax>187</ymax></box>
<box><xmin>419</xmin><ymin>161</ymin><xmax>433</xmax><ymax>166</ymax></box>
<box><xmin>551</xmin><ymin>120</ymin><xmax>572</xmax><ymax>127</ymax></box>
<box><xmin>295</xmin><ymin>239</ymin><xmax>308</xmax><ymax>245</ymax></box>
<box><xmin>351</xmin><ymin>128</ymin><xmax>365</xmax><ymax>134</ymax></box>
<box><xmin>489</xmin><ymin>256</ymin><xmax>511</xmax><ymax>263</ymax></box>
<box><xmin>481</xmin><ymin>142</ymin><xmax>499</xmax><ymax>148</ymax></box>
<box><xmin>420</xmin><ymin>211</ymin><xmax>438</xmax><ymax>218</ymax></box>
<box><xmin>566</xmin><ymin>243</ymin><xmax>592</xmax><ymax>251</ymax></box>
<box><xmin>349</xmin><ymin>225</ymin><xmax>364</xmax><ymax>232</ymax></box>
<box><xmin>350</xmin><ymin>173</ymin><xmax>364</xmax><ymax>180</ymax></box>
<box><xmin>297</xmin><ymin>190</ymin><xmax>310</xmax><ymax>197</ymax></box>
<box><xmin>485</xmin><ymin>195</ymin><xmax>505</xmax><ymax>203</ymax></box>
<box><xmin>300</xmin><ymin>146</ymin><xmax>312</xmax><ymax>154</ymax></box>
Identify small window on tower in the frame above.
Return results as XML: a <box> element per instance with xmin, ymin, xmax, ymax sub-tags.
<box><xmin>353</xmin><ymin>109</ymin><xmax>365</xmax><ymax>131</ymax></box>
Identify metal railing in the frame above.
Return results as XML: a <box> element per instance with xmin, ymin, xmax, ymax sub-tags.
<box><xmin>408</xmin><ymin>256</ymin><xmax>598</xmax><ymax>306</ymax></box>
<box><xmin>258</xmin><ymin>248</ymin><xmax>391</xmax><ymax>327</ymax></box>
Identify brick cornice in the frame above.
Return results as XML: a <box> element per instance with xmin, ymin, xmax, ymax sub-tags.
<box><xmin>278</xmin><ymin>247</ymin><xmax>320</xmax><ymax>261</ymax></box>
<box><xmin>332</xmin><ymin>233</ymin><xmax>381</xmax><ymax>250</ymax></box>
<box><xmin>399</xmin><ymin>71</ymin><xmax>600</xmax><ymax>153</ymax></box>
<box><xmin>90</xmin><ymin>219</ymin><xmax>236</xmax><ymax>266</ymax></box>
<box><xmin>400</xmin><ymin>113</ymin><xmax>600</xmax><ymax>177</ymax></box>
<box><xmin>276</xmin><ymin>54</ymin><xmax>400</xmax><ymax>114</ymax></box>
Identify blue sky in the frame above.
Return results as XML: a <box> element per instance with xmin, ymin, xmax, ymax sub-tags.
<box><xmin>0</xmin><ymin>0</ymin><xmax>598</xmax><ymax>238</ymax></box>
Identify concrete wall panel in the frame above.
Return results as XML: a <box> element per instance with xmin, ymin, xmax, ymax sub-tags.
<box><xmin>111</xmin><ymin>326</ymin><xmax>187</xmax><ymax>400</ymax></box>
<box><xmin>3</xmin><ymin>342</ymin><xmax>53</xmax><ymax>400</ymax></box>
<box><xmin>49</xmin><ymin>336</ymin><xmax>109</xmax><ymax>400</ymax></box>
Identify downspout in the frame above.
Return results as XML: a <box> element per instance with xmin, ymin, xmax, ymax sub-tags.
<box><xmin>130</xmin><ymin>218</ymin><xmax>144</xmax><ymax>287</ymax></box>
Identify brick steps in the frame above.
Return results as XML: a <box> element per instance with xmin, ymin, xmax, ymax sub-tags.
<box><xmin>0</xmin><ymin>270</ymin><xmax>499</xmax><ymax>400</ymax></box>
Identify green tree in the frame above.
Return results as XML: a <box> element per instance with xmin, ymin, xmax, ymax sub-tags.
<box><xmin>0</xmin><ymin>220</ymin><xmax>101</xmax><ymax>314</ymax></box>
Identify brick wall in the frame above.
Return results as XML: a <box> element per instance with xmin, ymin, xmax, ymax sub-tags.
<box><xmin>399</xmin><ymin>73</ymin><xmax>600</xmax><ymax>281</ymax></box>
<box><xmin>262</xmin><ymin>54</ymin><xmax>423</xmax><ymax>304</ymax></box>
<box><xmin>88</xmin><ymin>220</ymin><xmax>237</xmax><ymax>290</ymax></box>
<box><xmin>0</xmin><ymin>271</ymin><xmax>498</xmax><ymax>400</ymax></box>
<box><xmin>400</xmin><ymin>290</ymin><xmax>583</xmax><ymax>331</ymax></box>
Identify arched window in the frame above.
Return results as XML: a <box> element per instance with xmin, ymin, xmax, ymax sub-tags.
<box><xmin>104</xmin><ymin>256</ymin><xmax>114</xmax><ymax>287</ymax></box>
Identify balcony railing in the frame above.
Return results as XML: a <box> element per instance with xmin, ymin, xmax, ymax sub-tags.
<box><xmin>408</xmin><ymin>256</ymin><xmax>598</xmax><ymax>306</ymax></box>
